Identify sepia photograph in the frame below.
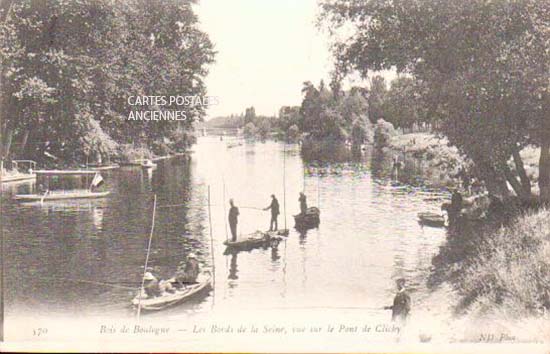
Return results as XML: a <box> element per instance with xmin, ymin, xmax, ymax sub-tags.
<box><xmin>0</xmin><ymin>0</ymin><xmax>549</xmax><ymax>352</ymax></box>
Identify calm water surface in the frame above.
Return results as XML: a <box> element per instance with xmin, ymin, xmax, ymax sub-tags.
<box><xmin>2</xmin><ymin>136</ymin><xmax>447</xmax><ymax>319</ymax></box>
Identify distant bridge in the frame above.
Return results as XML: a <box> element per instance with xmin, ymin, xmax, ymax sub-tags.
<box><xmin>195</xmin><ymin>127</ymin><xmax>242</xmax><ymax>136</ymax></box>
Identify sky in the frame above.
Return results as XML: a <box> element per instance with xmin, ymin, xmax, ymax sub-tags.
<box><xmin>195</xmin><ymin>0</ymin><xmax>333</xmax><ymax>118</ymax></box>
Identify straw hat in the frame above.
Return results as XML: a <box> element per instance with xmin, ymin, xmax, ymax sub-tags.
<box><xmin>143</xmin><ymin>272</ymin><xmax>156</xmax><ymax>281</ymax></box>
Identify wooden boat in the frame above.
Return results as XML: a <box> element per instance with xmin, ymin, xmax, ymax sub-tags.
<box><xmin>86</xmin><ymin>163</ymin><xmax>120</xmax><ymax>171</ymax></box>
<box><xmin>1</xmin><ymin>160</ymin><xmax>37</xmax><ymax>183</ymax></box>
<box><xmin>1</xmin><ymin>172</ymin><xmax>37</xmax><ymax>183</ymax></box>
<box><xmin>294</xmin><ymin>207</ymin><xmax>320</xmax><ymax>229</ymax></box>
<box><xmin>223</xmin><ymin>230</ymin><xmax>287</xmax><ymax>251</ymax></box>
<box><xmin>14</xmin><ymin>190</ymin><xmax>110</xmax><ymax>201</ymax></box>
<box><xmin>417</xmin><ymin>212</ymin><xmax>446</xmax><ymax>228</ymax></box>
<box><xmin>132</xmin><ymin>272</ymin><xmax>212</xmax><ymax>312</ymax></box>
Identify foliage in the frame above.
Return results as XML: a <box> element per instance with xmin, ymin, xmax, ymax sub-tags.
<box><xmin>373</xmin><ymin>119</ymin><xmax>396</xmax><ymax>149</ymax></box>
<box><xmin>300</xmin><ymin>81</ymin><xmax>370</xmax><ymax>145</ymax></box>
<box><xmin>0</xmin><ymin>0</ymin><xmax>215</xmax><ymax>164</ymax></box>
<box><xmin>320</xmin><ymin>0</ymin><xmax>550</xmax><ymax>203</ymax></box>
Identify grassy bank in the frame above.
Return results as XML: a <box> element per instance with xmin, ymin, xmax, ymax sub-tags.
<box><xmin>458</xmin><ymin>208</ymin><xmax>550</xmax><ymax>317</ymax></box>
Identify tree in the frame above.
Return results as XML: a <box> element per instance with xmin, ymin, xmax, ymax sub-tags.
<box><xmin>244</xmin><ymin>106</ymin><xmax>256</xmax><ymax>125</ymax></box>
<box><xmin>320</xmin><ymin>0</ymin><xmax>550</xmax><ymax>203</ymax></box>
<box><xmin>368</xmin><ymin>75</ymin><xmax>387</xmax><ymax>123</ymax></box>
<box><xmin>383</xmin><ymin>77</ymin><xmax>427</xmax><ymax>132</ymax></box>
<box><xmin>0</xmin><ymin>0</ymin><xmax>214</xmax><ymax>164</ymax></box>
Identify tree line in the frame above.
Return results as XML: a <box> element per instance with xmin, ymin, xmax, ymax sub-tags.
<box><xmin>318</xmin><ymin>0</ymin><xmax>549</xmax><ymax>204</ymax></box>
<box><xmin>0</xmin><ymin>0</ymin><xmax>214</xmax><ymax>165</ymax></box>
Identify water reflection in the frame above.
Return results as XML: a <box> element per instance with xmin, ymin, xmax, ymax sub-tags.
<box><xmin>2</xmin><ymin>136</ymin><xmax>450</xmax><ymax>319</ymax></box>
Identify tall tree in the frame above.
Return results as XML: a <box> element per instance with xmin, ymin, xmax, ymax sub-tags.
<box><xmin>320</xmin><ymin>0</ymin><xmax>550</xmax><ymax>203</ymax></box>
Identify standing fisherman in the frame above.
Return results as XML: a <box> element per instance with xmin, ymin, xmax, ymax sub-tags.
<box><xmin>263</xmin><ymin>194</ymin><xmax>280</xmax><ymax>231</ymax></box>
<box><xmin>228</xmin><ymin>199</ymin><xmax>239</xmax><ymax>241</ymax></box>
<box><xmin>384</xmin><ymin>278</ymin><xmax>411</xmax><ymax>323</ymax></box>
<box><xmin>299</xmin><ymin>192</ymin><xmax>307</xmax><ymax>215</ymax></box>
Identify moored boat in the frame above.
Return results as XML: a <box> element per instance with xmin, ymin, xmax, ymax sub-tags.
<box><xmin>14</xmin><ymin>190</ymin><xmax>110</xmax><ymax>201</ymax></box>
<box><xmin>294</xmin><ymin>207</ymin><xmax>320</xmax><ymax>229</ymax></box>
<box><xmin>223</xmin><ymin>230</ymin><xmax>287</xmax><ymax>252</ymax></box>
<box><xmin>132</xmin><ymin>272</ymin><xmax>212</xmax><ymax>312</ymax></box>
<box><xmin>417</xmin><ymin>212</ymin><xmax>446</xmax><ymax>228</ymax></box>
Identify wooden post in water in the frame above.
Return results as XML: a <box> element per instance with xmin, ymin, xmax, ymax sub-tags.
<box><xmin>208</xmin><ymin>186</ymin><xmax>216</xmax><ymax>299</ymax></box>
<box><xmin>137</xmin><ymin>194</ymin><xmax>157</xmax><ymax>320</ymax></box>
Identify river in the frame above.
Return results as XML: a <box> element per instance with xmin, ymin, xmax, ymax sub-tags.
<box><xmin>1</xmin><ymin>136</ymin><xmax>449</xmax><ymax>322</ymax></box>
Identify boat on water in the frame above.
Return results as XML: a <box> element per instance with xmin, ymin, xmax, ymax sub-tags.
<box><xmin>1</xmin><ymin>160</ymin><xmax>37</xmax><ymax>183</ymax></box>
<box><xmin>226</xmin><ymin>142</ymin><xmax>243</xmax><ymax>149</ymax></box>
<box><xmin>223</xmin><ymin>230</ymin><xmax>288</xmax><ymax>252</ymax></box>
<box><xmin>14</xmin><ymin>190</ymin><xmax>110</xmax><ymax>201</ymax></box>
<box><xmin>86</xmin><ymin>163</ymin><xmax>120</xmax><ymax>171</ymax></box>
<box><xmin>132</xmin><ymin>272</ymin><xmax>212</xmax><ymax>312</ymax></box>
<box><xmin>417</xmin><ymin>212</ymin><xmax>446</xmax><ymax>228</ymax></box>
<box><xmin>294</xmin><ymin>207</ymin><xmax>320</xmax><ymax>229</ymax></box>
<box><xmin>14</xmin><ymin>170</ymin><xmax>109</xmax><ymax>202</ymax></box>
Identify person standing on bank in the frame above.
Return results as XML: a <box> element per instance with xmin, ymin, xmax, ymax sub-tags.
<box><xmin>228</xmin><ymin>199</ymin><xmax>239</xmax><ymax>241</ymax></box>
<box><xmin>263</xmin><ymin>194</ymin><xmax>280</xmax><ymax>231</ymax></box>
<box><xmin>384</xmin><ymin>278</ymin><xmax>411</xmax><ymax>323</ymax></box>
<box><xmin>299</xmin><ymin>192</ymin><xmax>307</xmax><ymax>215</ymax></box>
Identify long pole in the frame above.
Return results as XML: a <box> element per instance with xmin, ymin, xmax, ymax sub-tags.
<box><xmin>208</xmin><ymin>186</ymin><xmax>216</xmax><ymax>299</ymax></box>
<box><xmin>283</xmin><ymin>143</ymin><xmax>287</xmax><ymax>230</ymax></box>
<box><xmin>222</xmin><ymin>178</ymin><xmax>228</xmax><ymax>242</ymax></box>
<box><xmin>317</xmin><ymin>172</ymin><xmax>321</xmax><ymax>210</ymax></box>
<box><xmin>137</xmin><ymin>194</ymin><xmax>157</xmax><ymax>320</ymax></box>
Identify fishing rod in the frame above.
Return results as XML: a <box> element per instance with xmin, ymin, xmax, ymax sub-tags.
<box><xmin>136</xmin><ymin>194</ymin><xmax>157</xmax><ymax>320</ymax></box>
<box><xmin>207</xmin><ymin>185</ymin><xmax>216</xmax><ymax>307</ymax></box>
<box><xmin>157</xmin><ymin>202</ymin><xmax>264</xmax><ymax>211</ymax></box>
<box><xmin>44</xmin><ymin>277</ymin><xmax>137</xmax><ymax>290</ymax></box>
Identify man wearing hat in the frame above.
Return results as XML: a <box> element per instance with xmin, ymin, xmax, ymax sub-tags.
<box><xmin>384</xmin><ymin>278</ymin><xmax>411</xmax><ymax>323</ymax></box>
<box><xmin>174</xmin><ymin>253</ymin><xmax>200</xmax><ymax>286</ymax></box>
<box><xmin>228</xmin><ymin>199</ymin><xmax>239</xmax><ymax>241</ymax></box>
<box><xmin>263</xmin><ymin>194</ymin><xmax>280</xmax><ymax>231</ymax></box>
<box><xmin>143</xmin><ymin>272</ymin><xmax>162</xmax><ymax>298</ymax></box>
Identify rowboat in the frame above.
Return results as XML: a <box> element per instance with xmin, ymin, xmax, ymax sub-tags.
<box><xmin>14</xmin><ymin>190</ymin><xmax>110</xmax><ymax>201</ymax></box>
<box><xmin>294</xmin><ymin>207</ymin><xmax>320</xmax><ymax>229</ymax></box>
<box><xmin>86</xmin><ymin>163</ymin><xmax>120</xmax><ymax>171</ymax></box>
<box><xmin>417</xmin><ymin>212</ymin><xmax>446</xmax><ymax>228</ymax></box>
<box><xmin>223</xmin><ymin>230</ymin><xmax>287</xmax><ymax>252</ymax></box>
<box><xmin>132</xmin><ymin>272</ymin><xmax>212</xmax><ymax>312</ymax></box>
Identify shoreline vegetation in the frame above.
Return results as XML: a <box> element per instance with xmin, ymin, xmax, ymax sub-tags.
<box><xmin>2</xmin><ymin>0</ymin><xmax>549</xmax><ymax>338</ymax></box>
<box><xmin>1</xmin><ymin>1</ymin><xmax>214</xmax><ymax>170</ymax></box>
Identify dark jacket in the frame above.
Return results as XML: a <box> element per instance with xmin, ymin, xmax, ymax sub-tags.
<box><xmin>228</xmin><ymin>205</ymin><xmax>239</xmax><ymax>224</ymax></box>
<box><xmin>268</xmin><ymin>198</ymin><xmax>280</xmax><ymax>216</ymax></box>
<box><xmin>299</xmin><ymin>194</ymin><xmax>307</xmax><ymax>213</ymax></box>
<box><xmin>391</xmin><ymin>290</ymin><xmax>411</xmax><ymax>321</ymax></box>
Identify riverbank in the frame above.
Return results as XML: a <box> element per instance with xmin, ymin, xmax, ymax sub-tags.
<box><xmin>388</xmin><ymin>131</ymin><xmax>541</xmax><ymax>192</ymax></box>
<box><xmin>386</xmin><ymin>132</ymin><xmax>466</xmax><ymax>188</ymax></box>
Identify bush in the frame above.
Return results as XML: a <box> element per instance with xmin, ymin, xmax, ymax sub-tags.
<box><xmin>373</xmin><ymin>119</ymin><xmax>396</xmax><ymax>148</ymax></box>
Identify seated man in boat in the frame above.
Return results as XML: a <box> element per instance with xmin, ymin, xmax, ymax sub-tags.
<box><xmin>143</xmin><ymin>272</ymin><xmax>174</xmax><ymax>298</ymax></box>
<box><xmin>299</xmin><ymin>192</ymin><xmax>307</xmax><ymax>215</ymax></box>
<box><xmin>384</xmin><ymin>278</ymin><xmax>411</xmax><ymax>323</ymax></box>
<box><xmin>143</xmin><ymin>272</ymin><xmax>162</xmax><ymax>298</ymax></box>
<box><xmin>174</xmin><ymin>253</ymin><xmax>200</xmax><ymax>286</ymax></box>
<box><xmin>263</xmin><ymin>194</ymin><xmax>280</xmax><ymax>231</ymax></box>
